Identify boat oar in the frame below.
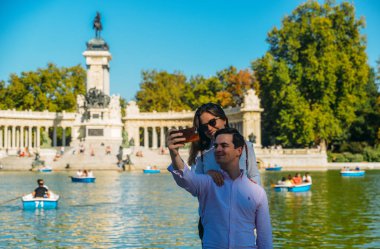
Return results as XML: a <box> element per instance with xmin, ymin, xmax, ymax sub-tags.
<box><xmin>0</xmin><ymin>195</ymin><xmax>24</xmax><ymax>206</ymax></box>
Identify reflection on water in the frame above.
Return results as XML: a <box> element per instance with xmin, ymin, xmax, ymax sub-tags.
<box><xmin>0</xmin><ymin>170</ymin><xmax>379</xmax><ymax>248</ymax></box>
<box><xmin>265</xmin><ymin>170</ymin><xmax>380</xmax><ymax>249</ymax></box>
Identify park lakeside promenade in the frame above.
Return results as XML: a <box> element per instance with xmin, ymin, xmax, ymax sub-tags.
<box><xmin>1</xmin><ymin>145</ymin><xmax>379</xmax><ymax>171</ymax></box>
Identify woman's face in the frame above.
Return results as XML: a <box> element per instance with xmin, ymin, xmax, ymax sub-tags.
<box><xmin>199</xmin><ymin>112</ymin><xmax>226</xmax><ymax>139</ymax></box>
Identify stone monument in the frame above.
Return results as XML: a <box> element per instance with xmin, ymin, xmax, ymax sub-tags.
<box><xmin>72</xmin><ymin>12</ymin><xmax>122</xmax><ymax>146</ymax></box>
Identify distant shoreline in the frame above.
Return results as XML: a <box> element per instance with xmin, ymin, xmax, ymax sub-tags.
<box><xmin>1</xmin><ymin>162</ymin><xmax>380</xmax><ymax>172</ymax></box>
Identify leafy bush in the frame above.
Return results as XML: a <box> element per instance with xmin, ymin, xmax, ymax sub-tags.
<box><xmin>363</xmin><ymin>146</ymin><xmax>380</xmax><ymax>162</ymax></box>
<box><xmin>328</xmin><ymin>152</ymin><xmax>364</xmax><ymax>162</ymax></box>
<box><xmin>343</xmin><ymin>153</ymin><xmax>364</xmax><ymax>162</ymax></box>
<box><xmin>339</xmin><ymin>141</ymin><xmax>368</xmax><ymax>154</ymax></box>
<box><xmin>329</xmin><ymin>153</ymin><xmax>349</xmax><ymax>162</ymax></box>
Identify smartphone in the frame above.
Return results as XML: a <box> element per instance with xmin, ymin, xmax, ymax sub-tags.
<box><xmin>170</xmin><ymin>127</ymin><xmax>200</xmax><ymax>144</ymax></box>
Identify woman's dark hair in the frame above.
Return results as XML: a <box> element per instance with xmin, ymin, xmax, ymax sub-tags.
<box><xmin>188</xmin><ymin>103</ymin><xmax>229</xmax><ymax>165</ymax></box>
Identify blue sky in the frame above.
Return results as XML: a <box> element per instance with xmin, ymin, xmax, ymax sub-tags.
<box><xmin>0</xmin><ymin>0</ymin><xmax>379</xmax><ymax>101</ymax></box>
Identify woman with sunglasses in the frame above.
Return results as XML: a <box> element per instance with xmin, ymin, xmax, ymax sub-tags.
<box><xmin>167</xmin><ymin>102</ymin><xmax>261</xmax><ymax>239</ymax></box>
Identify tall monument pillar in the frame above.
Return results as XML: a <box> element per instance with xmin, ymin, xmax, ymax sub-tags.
<box><xmin>82</xmin><ymin>45</ymin><xmax>111</xmax><ymax>96</ymax></box>
<box><xmin>72</xmin><ymin>13</ymin><xmax>122</xmax><ymax>146</ymax></box>
<box><xmin>83</xmin><ymin>12</ymin><xmax>111</xmax><ymax>95</ymax></box>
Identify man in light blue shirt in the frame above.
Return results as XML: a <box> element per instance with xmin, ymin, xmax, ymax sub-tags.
<box><xmin>168</xmin><ymin>128</ymin><xmax>273</xmax><ymax>249</ymax></box>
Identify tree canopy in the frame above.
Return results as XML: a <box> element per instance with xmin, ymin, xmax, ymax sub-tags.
<box><xmin>252</xmin><ymin>0</ymin><xmax>371</xmax><ymax>148</ymax></box>
<box><xmin>0</xmin><ymin>63</ymin><xmax>86</xmax><ymax>112</ymax></box>
<box><xmin>135</xmin><ymin>70</ymin><xmax>190</xmax><ymax>112</ymax></box>
<box><xmin>135</xmin><ymin>66</ymin><xmax>256</xmax><ymax>111</ymax></box>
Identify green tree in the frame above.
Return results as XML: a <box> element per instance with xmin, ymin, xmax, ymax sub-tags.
<box><xmin>217</xmin><ymin>66</ymin><xmax>259</xmax><ymax>107</ymax></box>
<box><xmin>135</xmin><ymin>70</ymin><xmax>191</xmax><ymax>111</ymax></box>
<box><xmin>0</xmin><ymin>63</ymin><xmax>86</xmax><ymax>111</ymax></box>
<box><xmin>0</xmin><ymin>80</ymin><xmax>7</xmax><ymax>109</ymax></box>
<box><xmin>345</xmin><ymin>68</ymin><xmax>380</xmax><ymax>148</ymax></box>
<box><xmin>120</xmin><ymin>97</ymin><xmax>127</xmax><ymax>117</ymax></box>
<box><xmin>121</xmin><ymin>130</ymin><xmax>129</xmax><ymax>148</ymax></box>
<box><xmin>376</xmin><ymin>57</ymin><xmax>380</xmax><ymax>143</ymax></box>
<box><xmin>184</xmin><ymin>75</ymin><xmax>225</xmax><ymax>109</ymax></box>
<box><xmin>252</xmin><ymin>0</ymin><xmax>369</xmax><ymax>148</ymax></box>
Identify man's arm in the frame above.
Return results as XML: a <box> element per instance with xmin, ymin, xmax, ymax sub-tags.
<box><xmin>167</xmin><ymin>129</ymin><xmax>186</xmax><ymax>170</ymax></box>
<box><xmin>168</xmin><ymin>163</ymin><xmax>210</xmax><ymax>197</ymax></box>
<box><xmin>169</xmin><ymin>149</ymin><xmax>185</xmax><ymax>170</ymax></box>
<box><xmin>255</xmin><ymin>190</ymin><xmax>273</xmax><ymax>249</ymax></box>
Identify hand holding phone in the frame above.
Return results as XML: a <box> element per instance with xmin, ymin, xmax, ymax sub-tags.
<box><xmin>170</xmin><ymin>127</ymin><xmax>200</xmax><ymax>144</ymax></box>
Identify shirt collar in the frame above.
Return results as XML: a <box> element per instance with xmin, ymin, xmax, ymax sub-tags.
<box><xmin>220</xmin><ymin>169</ymin><xmax>245</xmax><ymax>180</ymax></box>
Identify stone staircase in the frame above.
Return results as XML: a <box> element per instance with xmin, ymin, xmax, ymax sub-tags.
<box><xmin>49</xmin><ymin>143</ymin><xmax>120</xmax><ymax>170</ymax></box>
<box><xmin>0</xmin><ymin>145</ymin><xmax>190</xmax><ymax>171</ymax></box>
<box><xmin>0</xmin><ymin>155</ymin><xmax>35</xmax><ymax>170</ymax></box>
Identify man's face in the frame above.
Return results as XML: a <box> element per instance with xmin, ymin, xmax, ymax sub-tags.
<box><xmin>214</xmin><ymin>134</ymin><xmax>242</xmax><ymax>169</ymax></box>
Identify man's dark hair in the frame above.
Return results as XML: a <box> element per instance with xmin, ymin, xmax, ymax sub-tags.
<box><xmin>37</xmin><ymin>179</ymin><xmax>44</xmax><ymax>185</ymax></box>
<box><xmin>214</xmin><ymin>128</ymin><xmax>245</xmax><ymax>149</ymax></box>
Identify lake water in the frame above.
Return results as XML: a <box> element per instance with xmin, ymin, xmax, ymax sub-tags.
<box><xmin>0</xmin><ymin>170</ymin><xmax>379</xmax><ymax>248</ymax></box>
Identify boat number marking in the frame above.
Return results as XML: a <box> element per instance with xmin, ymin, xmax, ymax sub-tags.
<box><xmin>35</xmin><ymin>201</ymin><xmax>44</xmax><ymax>208</ymax></box>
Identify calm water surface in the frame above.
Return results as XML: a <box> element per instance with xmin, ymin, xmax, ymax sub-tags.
<box><xmin>0</xmin><ymin>170</ymin><xmax>379</xmax><ymax>248</ymax></box>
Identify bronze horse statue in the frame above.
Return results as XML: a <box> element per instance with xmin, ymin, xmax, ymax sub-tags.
<box><xmin>85</xmin><ymin>88</ymin><xmax>110</xmax><ymax>108</ymax></box>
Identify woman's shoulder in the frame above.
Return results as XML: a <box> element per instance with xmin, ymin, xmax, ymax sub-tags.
<box><xmin>199</xmin><ymin>146</ymin><xmax>214</xmax><ymax>156</ymax></box>
<box><xmin>244</xmin><ymin>141</ymin><xmax>255</xmax><ymax>149</ymax></box>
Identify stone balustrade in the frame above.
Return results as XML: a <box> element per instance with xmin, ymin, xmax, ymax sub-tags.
<box><xmin>256</xmin><ymin>148</ymin><xmax>323</xmax><ymax>155</ymax></box>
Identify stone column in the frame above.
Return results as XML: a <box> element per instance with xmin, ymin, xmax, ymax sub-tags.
<box><xmin>36</xmin><ymin>127</ymin><xmax>40</xmax><ymax>148</ymax></box>
<box><xmin>135</xmin><ymin>126</ymin><xmax>140</xmax><ymax>148</ymax></box>
<box><xmin>25</xmin><ymin>127</ymin><xmax>28</xmax><ymax>148</ymax></box>
<box><xmin>20</xmin><ymin>126</ymin><xmax>24</xmax><ymax>148</ymax></box>
<box><xmin>144</xmin><ymin>127</ymin><xmax>148</xmax><ymax>148</ymax></box>
<box><xmin>256</xmin><ymin>115</ymin><xmax>262</xmax><ymax>147</ymax></box>
<box><xmin>44</xmin><ymin>126</ymin><xmax>49</xmax><ymax>147</ymax></box>
<box><xmin>0</xmin><ymin>127</ymin><xmax>2</xmax><ymax>148</ymax></box>
<box><xmin>15</xmin><ymin>128</ymin><xmax>19</xmax><ymax>148</ymax></box>
<box><xmin>4</xmin><ymin>126</ymin><xmax>8</xmax><ymax>149</ymax></box>
<box><xmin>11</xmin><ymin>126</ymin><xmax>16</xmax><ymax>148</ymax></box>
<box><xmin>28</xmin><ymin>126</ymin><xmax>32</xmax><ymax>148</ymax></box>
<box><xmin>53</xmin><ymin>126</ymin><xmax>57</xmax><ymax>147</ymax></box>
<box><xmin>152</xmin><ymin>126</ymin><xmax>157</xmax><ymax>149</ymax></box>
<box><xmin>103</xmin><ymin>65</ymin><xmax>110</xmax><ymax>96</ymax></box>
<box><xmin>71</xmin><ymin>126</ymin><xmax>78</xmax><ymax>144</ymax></box>
<box><xmin>0</xmin><ymin>127</ymin><xmax>3</xmax><ymax>148</ymax></box>
<box><xmin>160</xmin><ymin>126</ymin><xmax>165</xmax><ymax>148</ymax></box>
<box><xmin>33</xmin><ymin>128</ymin><xmax>36</xmax><ymax>148</ymax></box>
<box><xmin>62</xmin><ymin>127</ymin><xmax>66</xmax><ymax>147</ymax></box>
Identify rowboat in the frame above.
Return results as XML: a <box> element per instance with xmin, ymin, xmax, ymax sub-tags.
<box><xmin>38</xmin><ymin>167</ymin><xmax>52</xmax><ymax>172</ymax></box>
<box><xmin>22</xmin><ymin>192</ymin><xmax>59</xmax><ymax>209</ymax></box>
<box><xmin>273</xmin><ymin>183</ymin><xmax>312</xmax><ymax>192</ymax></box>
<box><xmin>143</xmin><ymin>166</ymin><xmax>160</xmax><ymax>174</ymax></box>
<box><xmin>265</xmin><ymin>165</ymin><xmax>282</xmax><ymax>171</ymax></box>
<box><xmin>71</xmin><ymin>176</ymin><xmax>96</xmax><ymax>183</ymax></box>
<box><xmin>340</xmin><ymin>170</ymin><xmax>365</xmax><ymax>177</ymax></box>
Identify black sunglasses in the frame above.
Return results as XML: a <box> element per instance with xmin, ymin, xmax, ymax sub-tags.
<box><xmin>198</xmin><ymin>117</ymin><xmax>221</xmax><ymax>132</ymax></box>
